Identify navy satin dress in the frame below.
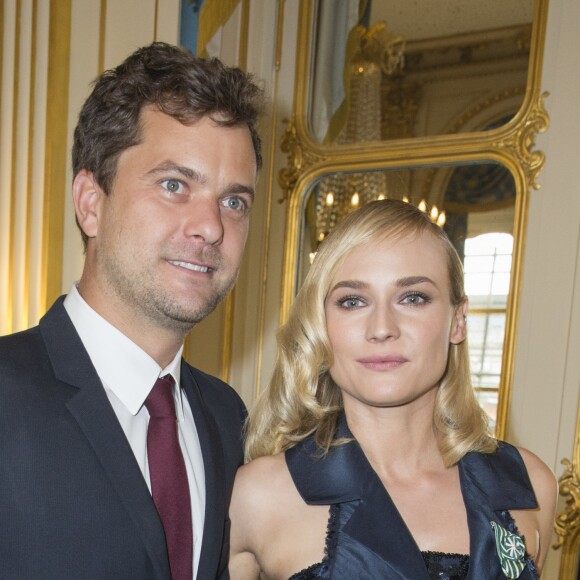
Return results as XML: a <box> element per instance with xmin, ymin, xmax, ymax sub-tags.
<box><xmin>285</xmin><ymin>418</ymin><xmax>538</xmax><ymax>579</ymax></box>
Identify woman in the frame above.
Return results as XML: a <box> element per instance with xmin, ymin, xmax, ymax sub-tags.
<box><xmin>229</xmin><ymin>200</ymin><xmax>557</xmax><ymax>579</ymax></box>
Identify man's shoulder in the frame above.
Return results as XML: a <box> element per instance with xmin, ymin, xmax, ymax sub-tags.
<box><xmin>0</xmin><ymin>325</ymin><xmax>44</xmax><ymax>366</ymax></box>
<box><xmin>182</xmin><ymin>360</ymin><xmax>246</xmax><ymax>413</ymax></box>
<box><xmin>0</xmin><ymin>325</ymin><xmax>58</xmax><ymax>408</ymax></box>
<box><xmin>182</xmin><ymin>362</ymin><xmax>247</xmax><ymax>471</ymax></box>
<box><xmin>0</xmin><ymin>297</ymin><xmax>69</xmax><ymax>359</ymax></box>
<box><xmin>184</xmin><ymin>361</ymin><xmax>230</xmax><ymax>389</ymax></box>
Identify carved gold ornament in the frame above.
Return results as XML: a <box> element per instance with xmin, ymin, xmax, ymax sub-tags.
<box><xmin>554</xmin><ymin>458</ymin><xmax>580</xmax><ymax>550</ymax></box>
<box><xmin>554</xmin><ymin>403</ymin><xmax>580</xmax><ymax>578</ymax></box>
<box><xmin>495</xmin><ymin>92</ymin><xmax>550</xmax><ymax>191</ymax></box>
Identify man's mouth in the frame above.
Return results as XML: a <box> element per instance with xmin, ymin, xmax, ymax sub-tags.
<box><xmin>168</xmin><ymin>260</ymin><xmax>212</xmax><ymax>273</ymax></box>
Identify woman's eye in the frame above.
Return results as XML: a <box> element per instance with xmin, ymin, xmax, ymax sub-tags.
<box><xmin>161</xmin><ymin>179</ymin><xmax>184</xmax><ymax>194</ymax></box>
<box><xmin>337</xmin><ymin>296</ymin><xmax>365</xmax><ymax>309</ymax></box>
<box><xmin>401</xmin><ymin>292</ymin><xmax>429</xmax><ymax>305</ymax></box>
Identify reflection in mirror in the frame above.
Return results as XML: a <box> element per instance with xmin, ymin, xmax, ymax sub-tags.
<box><xmin>308</xmin><ymin>0</ymin><xmax>533</xmax><ymax>144</ymax></box>
<box><xmin>300</xmin><ymin>161</ymin><xmax>516</xmax><ymax>430</ymax></box>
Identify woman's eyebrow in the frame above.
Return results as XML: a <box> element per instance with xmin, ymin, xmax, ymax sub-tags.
<box><xmin>329</xmin><ymin>280</ymin><xmax>368</xmax><ymax>292</ymax></box>
<box><xmin>395</xmin><ymin>276</ymin><xmax>437</xmax><ymax>288</ymax></box>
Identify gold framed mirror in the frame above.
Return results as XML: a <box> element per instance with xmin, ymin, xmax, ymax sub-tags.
<box><xmin>279</xmin><ymin>0</ymin><xmax>549</xmax><ymax>439</ymax></box>
<box><xmin>306</xmin><ymin>0</ymin><xmax>534</xmax><ymax>145</ymax></box>
<box><xmin>296</xmin><ymin>160</ymin><xmax>517</xmax><ymax>430</ymax></box>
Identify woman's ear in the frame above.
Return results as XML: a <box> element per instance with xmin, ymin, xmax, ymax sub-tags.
<box><xmin>72</xmin><ymin>169</ymin><xmax>101</xmax><ymax>239</ymax></box>
<box><xmin>450</xmin><ymin>298</ymin><xmax>468</xmax><ymax>345</ymax></box>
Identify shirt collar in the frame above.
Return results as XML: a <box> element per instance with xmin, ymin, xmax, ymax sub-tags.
<box><xmin>63</xmin><ymin>284</ymin><xmax>184</xmax><ymax>417</ymax></box>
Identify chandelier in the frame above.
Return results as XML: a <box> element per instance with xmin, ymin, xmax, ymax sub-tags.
<box><xmin>314</xmin><ymin>23</ymin><xmax>444</xmax><ymax>251</ymax></box>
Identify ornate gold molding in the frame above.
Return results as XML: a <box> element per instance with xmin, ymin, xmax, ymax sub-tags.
<box><xmin>421</xmin><ymin>86</ymin><xmax>529</xmax><ymax>201</ymax></box>
<box><xmin>495</xmin><ymin>91</ymin><xmax>549</xmax><ymax>191</ymax></box>
<box><xmin>446</xmin><ymin>86</ymin><xmax>526</xmax><ymax>134</ymax></box>
<box><xmin>554</xmin><ymin>458</ymin><xmax>580</xmax><ymax>549</ymax></box>
<box><xmin>278</xmin><ymin>119</ymin><xmax>326</xmax><ymax>202</ymax></box>
<box><xmin>554</xmin><ymin>402</ymin><xmax>580</xmax><ymax>578</ymax></box>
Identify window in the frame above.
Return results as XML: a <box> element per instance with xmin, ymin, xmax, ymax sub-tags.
<box><xmin>463</xmin><ymin>232</ymin><xmax>513</xmax><ymax>427</ymax></box>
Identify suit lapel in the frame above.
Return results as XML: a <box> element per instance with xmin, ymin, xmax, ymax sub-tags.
<box><xmin>180</xmin><ymin>363</ymin><xmax>226</xmax><ymax>580</ymax></box>
<box><xmin>40</xmin><ymin>299</ymin><xmax>170</xmax><ymax>578</ymax></box>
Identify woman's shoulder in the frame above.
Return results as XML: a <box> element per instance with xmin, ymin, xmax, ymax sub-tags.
<box><xmin>516</xmin><ymin>447</ymin><xmax>558</xmax><ymax>492</ymax></box>
<box><xmin>236</xmin><ymin>453</ymin><xmax>289</xmax><ymax>487</ymax></box>
<box><xmin>230</xmin><ymin>451</ymin><xmax>331</xmax><ymax>578</ymax></box>
<box><xmin>515</xmin><ymin>446</ymin><xmax>558</xmax><ymax>519</ymax></box>
<box><xmin>232</xmin><ymin>453</ymin><xmax>302</xmax><ymax>520</ymax></box>
<box><xmin>512</xmin><ymin>446</ymin><xmax>558</xmax><ymax>571</ymax></box>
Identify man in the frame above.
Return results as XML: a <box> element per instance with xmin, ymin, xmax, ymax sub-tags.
<box><xmin>0</xmin><ymin>42</ymin><xmax>264</xmax><ymax>579</ymax></box>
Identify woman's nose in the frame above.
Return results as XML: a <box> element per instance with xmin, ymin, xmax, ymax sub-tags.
<box><xmin>366</xmin><ymin>304</ymin><xmax>400</xmax><ymax>342</ymax></box>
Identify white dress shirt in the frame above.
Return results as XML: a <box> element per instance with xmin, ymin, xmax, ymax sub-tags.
<box><xmin>64</xmin><ymin>285</ymin><xmax>205</xmax><ymax>574</ymax></box>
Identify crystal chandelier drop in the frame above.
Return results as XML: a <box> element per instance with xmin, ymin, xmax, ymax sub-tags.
<box><xmin>315</xmin><ymin>23</ymin><xmax>410</xmax><ymax>245</ymax></box>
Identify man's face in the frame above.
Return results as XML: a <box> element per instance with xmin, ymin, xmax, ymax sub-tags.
<box><xmin>80</xmin><ymin>107</ymin><xmax>257</xmax><ymax>334</ymax></box>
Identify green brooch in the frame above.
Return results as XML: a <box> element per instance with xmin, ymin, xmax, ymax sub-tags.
<box><xmin>490</xmin><ymin>521</ymin><xmax>526</xmax><ymax>579</ymax></box>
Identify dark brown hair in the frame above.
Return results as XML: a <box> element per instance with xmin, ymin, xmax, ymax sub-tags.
<box><xmin>72</xmin><ymin>42</ymin><xmax>265</xmax><ymax>247</ymax></box>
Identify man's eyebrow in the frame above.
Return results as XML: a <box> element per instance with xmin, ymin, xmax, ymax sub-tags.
<box><xmin>221</xmin><ymin>183</ymin><xmax>255</xmax><ymax>199</ymax></box>
<box><xmin>147</xmin><ymin>162</ymin><xmax>254</xmax><ymax>198</ymax></box>
<box><xmin>147</xmin><ymin>162</ymin><xmax>206</xmax><ymax>183</ymax></box>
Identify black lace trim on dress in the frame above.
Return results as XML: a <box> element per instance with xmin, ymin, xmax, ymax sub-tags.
<box><xmin>421</xmin><ymin>550</ymin><xmax>470</xmax><ymax>579</ymax></box>
<box><xmin>288</xmin><ymin>508</ymin><xmax>536</xmax><ymax>579</ymax></box>
<box><xmin>287</xmin><ymin>504</ymin><xmax>340</xmax><ymax>580</ymax></box>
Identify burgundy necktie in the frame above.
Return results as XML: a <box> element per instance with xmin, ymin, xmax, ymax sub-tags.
<box><xmin>145</xmin><ymin>375</ymin><xmax>193</xmax><ymax>580</ymax></box>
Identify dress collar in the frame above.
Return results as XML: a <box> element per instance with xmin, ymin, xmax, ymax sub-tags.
<box><xmin>285</xmin><ymin>416</ymin><xmax>538</xmax><ymax>579</ymax></box>
<box><xmin>286</xmin><ymin>415</ymin><xmax>536</xmax><ymax>511</ymax></box>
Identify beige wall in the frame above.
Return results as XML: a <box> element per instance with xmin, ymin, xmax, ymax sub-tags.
<box><xmin>0</xmin><ymin>0</ymin><xmax>181</xmax><ymax>336</ymax></box>
<box><xmin>509</xmin><ymin>0</ymin><xmax>580</xmax><ymax>575</ymax></box>
<box><xmin>1</xmin><ymin>0</ymin><xmax>578</xmax><ymax>575</ymax></box>
<box><xmin>63</xmin><ymin>0</ymin><xmax>181</xmax><ymax>292</ymax></box>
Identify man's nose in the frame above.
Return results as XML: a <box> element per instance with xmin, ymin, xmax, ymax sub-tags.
<box><xmin>183</xmin><ymin>197</ymin><xmax>224</xmax><ymax>245</ymax></box>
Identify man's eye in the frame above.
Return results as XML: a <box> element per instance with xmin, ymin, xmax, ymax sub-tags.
<box><xmin>162</xmin><ymin>179</ymin><xmax>184</xmax><ymax>194</ymax></box>
<box><xmin>223</xmin><ymin>197</ymin><xmax>247</xmax><ymax>211</ymax></box>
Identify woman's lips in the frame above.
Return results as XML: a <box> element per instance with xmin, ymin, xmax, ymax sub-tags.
<box><xmin>356</xmin><ymin>355</ymin><xmax>409</xmax><ymax>371</ymax></box>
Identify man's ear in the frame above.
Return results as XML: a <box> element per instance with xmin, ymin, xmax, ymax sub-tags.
<box><xmin>450</xmin><ymin>298</ymin><xmax>468</xmax><ymax>345</ymax></box>
<box><xmin>73</xmin><ymin>169</ymin><xmax>102</xmax><ymax>239</ymax></box>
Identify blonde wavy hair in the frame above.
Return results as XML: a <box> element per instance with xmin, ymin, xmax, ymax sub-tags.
<box><xmin>245</xmin><ymin>199</ymin><xmax>497</xmax><ymax>466</ymax></box>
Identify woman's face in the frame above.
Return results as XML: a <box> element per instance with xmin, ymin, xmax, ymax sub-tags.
<box><xmin>324</xmin><ymin>231</ymin><xmax>466</xmax><ymax>414</ymax></box>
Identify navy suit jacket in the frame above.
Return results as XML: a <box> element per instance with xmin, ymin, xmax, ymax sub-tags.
<box><xmin>0</xmin><ymin>297</ymin><xmax>246</xmax><ymax>579</ymax></box>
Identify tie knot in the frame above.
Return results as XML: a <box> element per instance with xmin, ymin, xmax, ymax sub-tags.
<box><xmin>145</xmin><ymin>374</ymin><xmax>177</xmax><ymax>419</ymax></box>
